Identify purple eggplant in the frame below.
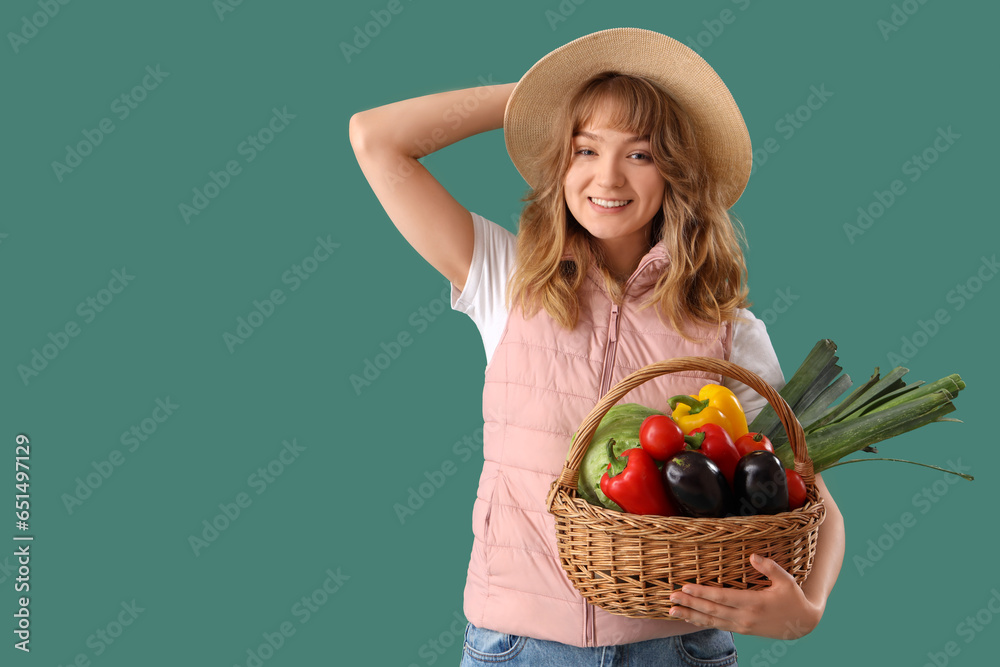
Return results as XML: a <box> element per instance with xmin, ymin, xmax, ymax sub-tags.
<box><xmin>733</xmin><ymin>450</ymin><xmax>789</xmax><ymax>516</ymax></box>
<box><xmin>661</xmin><ymin>450</ymin><xmax>733</xmax><ymax>518</ymax></box>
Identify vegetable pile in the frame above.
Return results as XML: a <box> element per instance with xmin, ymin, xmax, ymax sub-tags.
<box><xmin>593</xmin><ymin>384</ymin><xmax>803</xmax><ymax>518</ymax></box>
<box><xmin>576</xmin><ymin>340</ymin><xmax>971</xmax><ymax>517</ymax></box>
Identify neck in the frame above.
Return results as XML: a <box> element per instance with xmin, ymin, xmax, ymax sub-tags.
<box><xmin>601</xmin><ymin>238</ymin><xmax>654</xmax><ymax>284</ymax></box>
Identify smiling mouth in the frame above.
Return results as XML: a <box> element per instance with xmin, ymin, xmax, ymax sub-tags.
<box><xmin>589</xmin><ymin>197</ymin><xmax>633</xmax><ymax>209</ymax></box>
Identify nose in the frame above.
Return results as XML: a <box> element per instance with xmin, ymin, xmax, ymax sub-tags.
<box><xmin>595</xmin><ymin>155</ymin><xmax>625</xmax><ymax>189</ymax></box>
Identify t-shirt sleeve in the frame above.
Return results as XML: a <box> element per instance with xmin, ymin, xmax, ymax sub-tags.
<box><xmin>725</xmin><ymin>309</ymin><xmax>786</xmax><ymax>425</ymax></box>
<box><xmin>449</xmin><ymin>212</ymin><xmax>516</xmax><ymax>365</ymax></box>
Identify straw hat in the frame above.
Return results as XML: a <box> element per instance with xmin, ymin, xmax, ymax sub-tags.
<box><xmin>504</xmin><ymin>27</ymin><xmax>752</xmax><ymax>209</ymax></box>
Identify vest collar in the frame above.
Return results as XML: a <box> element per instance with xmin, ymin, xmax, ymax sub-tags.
<box><xmin>561</xmin><ymin>240</ymin><xmax>670</xmax><ymax>297</ymax></box>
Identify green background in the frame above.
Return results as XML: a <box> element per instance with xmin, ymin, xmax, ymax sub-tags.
<box><xmin>2</xmin><ymin>0</ymin><xmax>997</xmax><ymax>665</ymax></box>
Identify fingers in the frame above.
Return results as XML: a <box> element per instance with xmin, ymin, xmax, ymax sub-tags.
<box><xmin>670</xmin><ymin>582</ymin><xmax>753</xmax><ymax>608</ymax></box>
<box><xmin>668</xmin><ymin>556</ymin><xmax>799</xmax><ymax>631</ymax></box>
<box><xmin>750</xmin><ymin>553</ymin><xmax>795</xmax><ymax>585</ymax></box>
<box><xmin>669</xmin><ymin>588</ymin><xmax>738</xmax><ymax>622</ymax></box>
<box><xmin>669</xmin><ymin>605</ymin><xmax>716</xmax><ymax>628</ymax></box>
<box><xmin>668</xmin><ymin>596</ymin><xmax>738</xmax><ymax>631</ymax></box>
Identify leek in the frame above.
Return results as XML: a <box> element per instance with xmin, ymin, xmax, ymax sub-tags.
<box><xmin>749</xmin><ymin>340</ymin><xmax>969</xmax><ymax>480</ymax></box>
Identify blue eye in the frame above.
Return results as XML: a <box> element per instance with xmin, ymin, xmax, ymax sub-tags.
<box><xmin>574</xmin><ymin>149</ymin><xmax>650</xmax><ymax>160</ymax></box>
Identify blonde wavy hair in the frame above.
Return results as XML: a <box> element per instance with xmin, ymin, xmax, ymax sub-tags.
<box><xmin>504</xmin><ymin>71</ymin><xmax>751</xmax><ymax>339</ymax></box>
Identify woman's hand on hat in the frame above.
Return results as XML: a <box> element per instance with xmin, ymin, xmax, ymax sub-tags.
<box><xmin>667</xmin><ymin>553</ymin><xmax>823</xmax><ymax>640</ymax></box>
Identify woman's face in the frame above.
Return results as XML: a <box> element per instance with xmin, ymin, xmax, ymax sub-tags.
<box><xmin>563</xmin><ymin>104</ymin><xmax>666</xmax><ymax>275</ymax></box>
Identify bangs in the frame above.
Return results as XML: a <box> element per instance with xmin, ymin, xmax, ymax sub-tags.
<box><xmin>571</xmin><ymin>72</ymin><xmax>666</xmax><ymax>139</ymax></box>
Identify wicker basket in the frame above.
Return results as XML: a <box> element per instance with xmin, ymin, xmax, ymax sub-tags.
<box><xmin>545</xmin><ymin>357</ymin><xmax>827</xmax><ymax>619</ymax></box>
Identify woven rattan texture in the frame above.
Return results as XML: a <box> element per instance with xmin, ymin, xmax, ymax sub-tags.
<box><xmin>546</xmin><ymin>357</ymin><xmax>827</xmax><ymax>618</ymax></box>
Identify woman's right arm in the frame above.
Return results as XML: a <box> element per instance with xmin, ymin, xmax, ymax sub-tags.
<box><xmin>349</xmin><ymin>82</ymin><xmax>517</xmax><ymax>292</ymax></box>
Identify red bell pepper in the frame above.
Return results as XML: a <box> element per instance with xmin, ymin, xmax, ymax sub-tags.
<box><xmin>600</xmin><ymin>439</ymin><xmax>678</xmax><ymax>516</ymax></box>
<box><xmin>734</xmin><ymin>432</ymin><xmax>775</xmax><ymax>458</ymax></box>
<box><xmin>686</xmin><ymin>423</ymin><xmax>741</xmax><ymax>485</ymax></box>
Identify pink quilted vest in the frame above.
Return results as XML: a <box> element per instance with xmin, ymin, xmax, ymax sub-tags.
<box><xmin>463</xmin><ymin>240</ymin><xmax>733</xmax><ymax>647</ymax></box>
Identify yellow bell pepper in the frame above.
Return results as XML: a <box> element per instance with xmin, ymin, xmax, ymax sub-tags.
<box><xmin>667</xmin><ymin>384</ymin><xmax>749</xmax><ymax>441</ymax></box>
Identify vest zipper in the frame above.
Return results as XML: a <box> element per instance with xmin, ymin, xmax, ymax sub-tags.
<box><xmin>600</xmin><ymin>255</ymin><xmax>657</xmax><ymax>395</ymax></box>
<box><xmin>587</xmin><ymin>302</ymin><xmax>622</xmax><ymax>647</ymax></box>
<box><xmin>586</xmin><ymin>259</ymin><xmax>657</xmax><ymax>646</ymax></box>
<box><xmin>598</xmin><ymin>303</ymin><xmax>620</xmax><ymax>397</ymax></box>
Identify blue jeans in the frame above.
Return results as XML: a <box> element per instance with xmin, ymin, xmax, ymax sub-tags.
<box><xmin>460</xmin><ymin>622</ymin><xmax>738</xmax><ymax>666</ymax></box>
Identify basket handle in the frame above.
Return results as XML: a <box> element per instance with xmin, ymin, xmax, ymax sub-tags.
<box><xmin>551</xmin><ymin>356</ymin><xmax>815</xmax><ymax>502</ymax></box>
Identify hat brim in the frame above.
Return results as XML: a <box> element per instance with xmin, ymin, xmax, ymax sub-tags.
<box><xmin>504</xmin><ymin>27</ymin><xmax>751</xmax><ymax>209</ymax></box>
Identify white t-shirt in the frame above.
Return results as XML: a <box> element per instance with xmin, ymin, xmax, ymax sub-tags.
<box><xmin>449</xmin><ymin>212</ymin><xmax>786</xmax><ymax>423</ymax></box>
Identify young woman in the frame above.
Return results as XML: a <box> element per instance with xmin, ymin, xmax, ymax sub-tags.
<box><xmin>350</xmin><ymin>27</ymin><xmax>845</xmax><ymax>667</ymax></box>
